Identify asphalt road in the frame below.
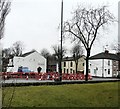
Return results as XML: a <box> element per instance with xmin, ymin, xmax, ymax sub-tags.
<box><xmin>2</xmin><ymin>77</ymin><xmax>120</xmax><ymax>84</ymax></box>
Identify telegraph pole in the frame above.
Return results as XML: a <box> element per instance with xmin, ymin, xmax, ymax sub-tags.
<box><xmin>59</xmin><ymin>0</ymin><xmax>63</xmax><ymax>81</ymax></box>
<box><xmin>118</xmin><ymin>2</ymin><xmax>120</xmax><ymax>72</ymax></box>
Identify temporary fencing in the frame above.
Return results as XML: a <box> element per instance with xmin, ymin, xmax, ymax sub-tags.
<box><xmin>2</xmin><ymin>72</ymin><xmax>92</xmax><ymax>80</ymax></box>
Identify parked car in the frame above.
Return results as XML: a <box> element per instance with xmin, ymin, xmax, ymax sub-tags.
<box><xmin>18</xmin><ymin>66</ymin><xmax>31</xmax><ymax>73</ymax></box>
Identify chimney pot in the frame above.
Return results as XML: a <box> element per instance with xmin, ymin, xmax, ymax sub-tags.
<box><xmin>105</xmin><ymin>50</ymin><xmax>109</xmax><ymax>53</ymax></box>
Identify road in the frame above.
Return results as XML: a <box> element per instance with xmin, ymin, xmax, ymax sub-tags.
<box><xmin>2</xmin><ymin>77</ymin><xmax>120</xmax><ymax>84</ymax></box>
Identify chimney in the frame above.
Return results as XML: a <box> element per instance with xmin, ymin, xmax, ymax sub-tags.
<box><xmin>105</xmin><ymin>50</ymin><xmax>109</xmax><ymax>53</ymax></box>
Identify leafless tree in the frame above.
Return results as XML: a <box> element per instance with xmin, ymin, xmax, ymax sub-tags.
<box><xmin>71</xmin><ymin>44</ymin><xmax>84</xmax><ymax>73</ymax></box>
<box><xmin>0</xmin><ymin>1</ymin><xmax>16</xmax><ymax>108</ymax></box>
<box><xmin>40</xmin><ymin>48</ymin><xmax>50</xmax><ymax>59</ymax></box>
<box><xmin>11</xmin><ymin>41</ymin><xmax>24</xmax><ymax>56</ymax></box>
<box><xmin>2</xmin><ymin>48</ymin><xmax>13</xmax><ymax>72</ymax></box>
<box><xmin>111</xmin><ymin>43</ymin><xmax>120</xmax><ymax>53</ymax></box>
<box><xmin>52</xmin><ymin>45</ymin><xmax>67</xmax><ymax>73</ymax></box>
<box><xmin>2</xmin><ymin>47</ymin><xmax>12</xmax><ymax>57</ymax></box>
<box><xmin>40</xmin><ymin>48</ymin><xmax>51</xmax><ymax>72</ymax></box>
<box><xmin>0</xmin><ymin>0</ymin><xmax>11</xmax><ymax>40</ymax></box>
<box><xmin>64</xmin><ymin>5</ymin><xmax>115</xmax><ymax>81</ymax></box>
<box><xmin>52</xmin><ymin>45</ymin><xmax>66</xmax><ymax>60</ymax></box>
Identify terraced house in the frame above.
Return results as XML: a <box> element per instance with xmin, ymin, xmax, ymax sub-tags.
<box><xmin>62</xmin><ymin>55</ymin><xmax>85</xmax><ymax>74</ymax></box>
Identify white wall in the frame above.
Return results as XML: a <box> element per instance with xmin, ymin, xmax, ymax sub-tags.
<box><xmin>7</xmin><ymin>52</ymin><xmax>46</xmax><ymax>72</ymax></box>
<box><xmin>103</xmin><ymin>59</ymin><xmax>112</xmax><ymax>77</ymax></box>
<box><xmin>89</xmin><ymin>60</ymin><xmax>103</xmax><ymax>77</ymax></box>
<box><xmin>84</xmin><ymin>60</ymin><xmax>91</xmax><ymax>75</ymax></box>
<box><xmin>89</xmin><ymin>59</ymin><xmax>113</xmax><ymax>77</ymax></box>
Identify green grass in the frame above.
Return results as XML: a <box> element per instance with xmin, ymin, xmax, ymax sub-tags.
<box><xmin>2</xmin><ymin>82</ymin><xmax>119</xmax><ymax>108</ymax></box>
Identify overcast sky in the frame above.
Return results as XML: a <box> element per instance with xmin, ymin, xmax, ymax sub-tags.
<box><xmin>1</xmin><ymin>0</ymin><xmax>119</xmax><ymax>56</ymax></box>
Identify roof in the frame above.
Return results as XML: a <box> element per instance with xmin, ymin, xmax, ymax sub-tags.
<box><xmin>21</xmin><ymin>50</ymin><xmax>36</xmax><ymax>57</ymax></box>
<box><xmin>62</xmin><ymin>57</ymin><xmax>74</xmax><ymax>61</ymax></box>
<box><xmin>62</xmin><ymin>55</ymin><xmax>85</xmax><ymax>62</ymax></box>
<box><xmin>89</xmin><ymin>51</ymin><xmax>120</xmax><ymax>61</ymax></box>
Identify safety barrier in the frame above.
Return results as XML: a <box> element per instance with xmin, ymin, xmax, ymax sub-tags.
<box><xmin>1</xmin><ymin>72</ymin><xmax>92</xmax><ymax>80</ymax></box>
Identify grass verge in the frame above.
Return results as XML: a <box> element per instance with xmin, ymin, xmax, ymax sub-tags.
<box><xmin>2</xmin><ymin>82</ymin><xmax>119</xmax><ymax>108</ymax></box>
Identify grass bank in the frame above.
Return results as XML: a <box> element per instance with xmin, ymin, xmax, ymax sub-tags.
<box><xmin>2</xmin><ymin>82</ymin><xmax>119</xmax><ymax>108</ymax></box>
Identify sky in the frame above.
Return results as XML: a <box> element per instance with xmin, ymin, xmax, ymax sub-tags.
<box><xmin>1</xmin><ymin>0</ymin><xmax>120</xmax><ymax>56</ymax></box>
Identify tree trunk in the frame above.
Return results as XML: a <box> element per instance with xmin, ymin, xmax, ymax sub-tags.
<box><xmin>46</xmin><ymin>57</ymin><xmax>48</xmax><ymax>73</ymax></box>
<box><xmin>75</xmin><ymin>61</ymin><xmax>78</xmax><ymax>73</ymax></box>
<box><xmin>59</xmin><ymin>60</ymin><xmax>62</xmax><ymax>81</ymax></box>
<box><xmin>85</xmin><ymin>48</ymin><xmax>90</xmax><ymax>81</ymax></box>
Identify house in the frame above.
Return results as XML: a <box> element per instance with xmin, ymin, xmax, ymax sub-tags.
<box><xmin>47</xmin><ymin>55</ymin><xmax>58</xmax><ymax>72</ymax></box>
<box><xmin>62</xmin><ymin>55</ymin><xmax>85</xmax><ymax>74</ymax></box>
<box><xmin>7</xmin><ymin>50</ymin><xmax>46</xmax><ymax>72</ymax></box>
<box><xmin>89</xmin><ymin>50</ymin><xmax>120</xmax><ymax>77</ymax></box>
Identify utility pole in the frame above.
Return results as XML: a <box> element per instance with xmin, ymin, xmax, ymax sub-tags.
<box><xmin>118</xmin><ymin>1</ymin><xmax>120</xmax><ymax>72</ymax></box>
<box><xmin>0</xmin><ymin>42</ymin><xmax>2</xmax><ymax>72</ymax></box>
<box><xmin>0</xmin><ymin>41</ymin><xmax>2</xmax><ymax>109</ymax></box>
<box><xmin>59</xmin><ymin>0</ymin><xmax>63</xmax><ymax>81</ymax></box>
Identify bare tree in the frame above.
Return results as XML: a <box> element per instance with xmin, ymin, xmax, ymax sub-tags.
<box><xmin>0</xmin><ymin>1</ymin><xmax>16</xmax><ymax>108</ymax></box>
<box><xmin>40</xmin><ymin>48</ymin><xmax>50</xmax><ymax>59</ymax></box>
<box><xmin>40</xmin><ymin>48</ymin><xmax>51</xmax><ymax>72</ymax></box>
<box><xmin>52</xmin><ymin>45</ymin><xmax>66</xmax><ymax>61</ymax></box>
<box><xmin>2</xmin><ymin>48</ymin><xmax>13</xmax><ymax>72</ymax></box>
<box><xmin>71</xmin><ymin>44</ymin><xmax>84</xmax><ymax>73</ymax></box>
<box><xmin>2</xmin><ymin>47</ymin><xmax>12</xmax><ymax>57</ymax></box>
<box><xmin>52</xmin><ymin>45</ymin><xmax>67</xmax><ymax>73</ymax></box>
<box><xmin>111</xmin><ymin>43</ymin><xmax>120</xmax><ymax>53</ymax></box>
<box><xmin>11</xmin><ymin>41</ymin><xmax>24</xmax><ymax>56</ymax></box>
<box><xmin>64</xmin><ymin>5</ymin><xmax>115</xmax><ymax>81</ymax></box>
<box><xmin>0</xmin><ymin>0</ymin><xmax>11</xmax><ymax>40</ymax></box>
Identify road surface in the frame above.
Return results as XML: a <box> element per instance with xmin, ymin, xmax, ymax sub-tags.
<box><xmin>2</xmin><ymin>77</ymin><xmax>120</xmax><ymax>84</ymax></box>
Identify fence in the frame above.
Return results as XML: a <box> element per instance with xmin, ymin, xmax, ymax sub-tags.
<box><xmin>2</xmin><ymin>72</ymin><xmax>92</xmax><ymax>80</ymax></box>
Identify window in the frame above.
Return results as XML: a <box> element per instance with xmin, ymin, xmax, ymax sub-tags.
<box><xmin>83</xmin><ymin>63</ymin><xmax>84</xmax><ymax>66</ymax></box>
<box><xmin>89</xmin><ymin>69</ymin><xmax>90</xmax><ymax>73</ymax></box>
<box><xmin>70</xmin><ymin>62</ymin><xmax>73</xmax><ymax>67</ymax></box>
<box><xmin>113</xmin><ymin>61</ymin><xmax>116</xmax><ymax>66</ymax></box>
<box><xmin>108</xmin><ymin>69</ymin><xmax>110</xmax><ymax>74</ymax></box>
<box><xmin>108</xmin><ymin>60</ymin><xmax>110</xmax><ymax>66</ymax></box>
<box><xmin>64</xmin><ymin>68</ymin><xmax>66</xmax><ymax>73</ymax></box>
<box><xmin>70</xmin><ymin>69</ymin><xmax>72</xmax><ymax>73</ymax></box>
<box><xmin>94</xmin><ymin>69</ymin><xmax>96</xmax><ymax>74</ymax></box>
<box><xmin>64</xmin><ymin>62</ymin><xmax>66</xmax><ymax>67</ymax></box>
<box><xmin>67</xmin><ymin>69</ymin><xmax>68</xmax><ymax>74</ymax></box>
